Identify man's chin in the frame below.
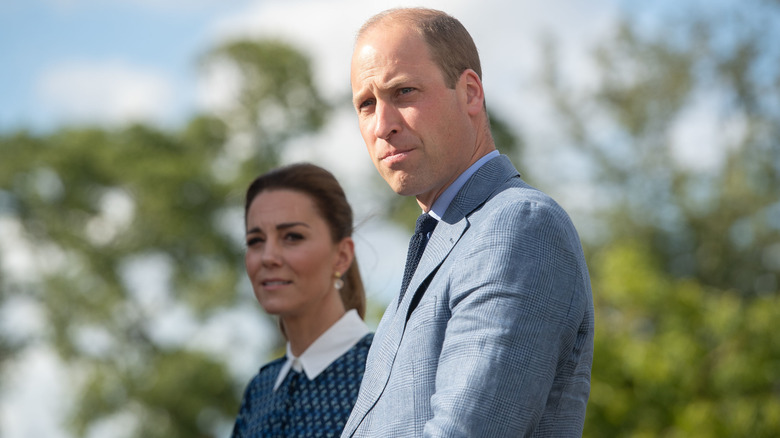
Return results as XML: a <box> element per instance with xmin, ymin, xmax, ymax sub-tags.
<box><xmin>379</xmin><ymin>169</ymin><xmax>426</xmax><ymax>197</ymax></box>
<box><xmin>386</xmin><ymin>179</ymin><xmax>417</xmax><ymax>197</ymax></box>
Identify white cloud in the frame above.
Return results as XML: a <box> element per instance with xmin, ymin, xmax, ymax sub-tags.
<box><xmin>0</xmin><ymin>347</ymin><xmax>72</xmax><ymax>438</ymax></box>
<box><xmin>204</xmin><ymin>0</ymin><xmax>615</xmax><ymax>99</ymax></box>
<box><xmin>2</xmin><ymin>3</ymin><xmax>625</xmax><ymax>437</ymax></box>
<box><xmin>195</xmin><ymin>0</ymin><xmax>621</xmax><ymax>303</ymax></box>
<box><xmin>44</xmin><ymin>0</ymin><xmax>247</xmax><ymax>13</ymax></box>
<box><xmin>199</xmin><ymin>0</ymin><xmax>618</xmax><ymax>154</ymax></box>
<box><xmin>36</xmin><ymin>59</ymin><xmax>176</xmax><ymax>126</ymax></box>
<box><xmin>196</xmin><ymin>57</ymin><xmax>243</xmax><ymax>117</ymax></box>
<box><xmin>0</xmin><ymin>217</ymin><xmax>36</xmax><ymax>282</ymax></box>
<box><xmin>669</xmin><ymin>90</ymin><xmax>743</xmax><ymax>173</ymax></box>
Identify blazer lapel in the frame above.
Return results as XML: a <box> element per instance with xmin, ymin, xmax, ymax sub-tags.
<box><xmin>343</xmin><ymin>155</ymin><xmax>520</xmax><ymax>437</ymax></box>
<box><xmin>398</xmin><ymin>217</ymin><xmax>467</xmax><ymax>316</ymax></box>
<box><xmin>404</xmin><ymin>155</ymin><xmax>520</xmax><ymax>294</ymax></box>
<box><xmin>403</xmin><ymin>155</ymin><xmax>518</xmax><ymax>299</ymax></box>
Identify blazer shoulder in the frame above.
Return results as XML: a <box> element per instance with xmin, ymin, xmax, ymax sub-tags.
<box><xmin>473</xmin><ymin>179</ymin><xmax>586</xmax><ymax>252</ymax></box>
<box><xmin>490</xmin><ymin>178</ymin><xmax>571</xmax><ymax>219</ymax></box>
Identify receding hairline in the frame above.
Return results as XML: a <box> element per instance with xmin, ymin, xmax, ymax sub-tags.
<box><xmin>354</xmin><ymin>7</ymin><xmax>482</xmax><ymax>89</ymax></box>
<box><xmin>356</xmin><ymin>7</ymin><xmax>442</xmax><ymax>42</ymax></box>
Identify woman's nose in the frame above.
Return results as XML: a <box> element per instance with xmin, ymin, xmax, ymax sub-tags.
<box><xmin>260</xmin><ymin>241</ymin><xmax>282</xmax><ymax>266</ymax></box>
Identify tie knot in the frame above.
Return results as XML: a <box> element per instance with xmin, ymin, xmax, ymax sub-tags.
<box><xmin>415</xmin><ymin>213</ymin><xmax>438</xmax><ymax>236</ymax></box>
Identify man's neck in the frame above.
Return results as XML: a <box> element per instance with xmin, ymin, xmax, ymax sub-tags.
<box><xmin>419</xmin><ymin>149</ymin><xmax>499</xmax><ymax>218</ymax></box>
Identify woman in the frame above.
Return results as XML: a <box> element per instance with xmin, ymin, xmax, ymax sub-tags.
<box><xmin>231</xmin><ymin>163</ymin><xmax>373</xmax><ymax>438</ymax></box>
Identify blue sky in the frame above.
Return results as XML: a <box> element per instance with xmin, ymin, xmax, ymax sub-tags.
<box><xmin>0</xmin><ymin>0</ymin><xmax>618</xmax><ymax>132</ymax></box>
<box><xmin>0</xmin><ymin>0</ymin><xmax>622</xmax><ymax>339</ymax></box>
<box><xmin>2</xmin><ymin>1</ymin><xmax>775</xmax><ymax>436</ymax></box>
<box><xmin>0</xmin><ymin>0</ymin><xmax>255</xmax><ymax>131</ymax></box>
<box><xmin>0</xmin><ymin>1</ymin><xmax>621</xmax><ymax>436</ymax></box>
<box><xmin>0</xmin><ymin>0</ymin><xmax>624</xmax><ymax>238</ymax></box>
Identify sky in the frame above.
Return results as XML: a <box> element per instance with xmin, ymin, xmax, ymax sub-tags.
<box><xmin>0</xmin><ymin>0</ymin><xmax>621</xmax><ymax>436</ymax></box>
<box><xmin>0</xmin><ymin>0</ymin><xmax>616</xmax><ymax>132</ymax></box>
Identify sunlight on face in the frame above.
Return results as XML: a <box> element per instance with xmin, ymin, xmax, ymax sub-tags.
<box><xmin>244</xmin><ymin>189</ymin><xmax>343</xmax><ymax>319</ymax></box>
<box><xmin>350</xmin><ymin>24</ymin><xmax>474</xmax><ymax>207</ymax></box>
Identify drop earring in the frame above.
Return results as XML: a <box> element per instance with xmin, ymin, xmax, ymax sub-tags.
<box><xmin>334</xmin><ymin>272</ymin><xmax>344</xmax><ymax>290</ymax></box>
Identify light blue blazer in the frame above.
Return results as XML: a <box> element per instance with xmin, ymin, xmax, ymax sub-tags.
<box><xmin>342</xmin><ymin>155</ymin><xmax>594</xmax><ymax>437</ymax></box>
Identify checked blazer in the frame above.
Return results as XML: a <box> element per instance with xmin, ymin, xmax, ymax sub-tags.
<box><xmin>342</xmin><ymin>155</ymin><xmax>594</xmax><ymax>437</ymax></box>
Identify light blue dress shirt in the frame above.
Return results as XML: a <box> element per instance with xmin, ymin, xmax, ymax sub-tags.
<box><xmin>428</xmin><ymin>150</ymin><xmax>500</xmax><ymax>221</ymax></box>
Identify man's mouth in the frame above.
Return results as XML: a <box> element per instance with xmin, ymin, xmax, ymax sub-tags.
<box><xmin>381</xmin><ymin>149</ymin><xmax>413</xmax><ymax>164</ymax></box>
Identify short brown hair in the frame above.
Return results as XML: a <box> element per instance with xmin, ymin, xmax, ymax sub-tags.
<box><xmin>357</xmin><ymin>7</ymin><xmax>482</xmax><ymax>88</ymax></box>
<box><xmin>245</xmin><ymin>163</ymin><xmax>366</xmax><ymax>318</ymax></box>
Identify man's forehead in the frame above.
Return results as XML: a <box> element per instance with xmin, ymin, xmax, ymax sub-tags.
<box><xmin>355</xmin><ymin>21</ymin><xmax>423</xmax><ymax>52</ymax></box>
<box><xmin>351</xmin><ymin>58</ymin><xmax>431</xmax><ymax>97</ymax></box>
<box><xmin>352</xmin><ymin>28</ymin><xmax>430</xmax><ymax>70</ymax></box>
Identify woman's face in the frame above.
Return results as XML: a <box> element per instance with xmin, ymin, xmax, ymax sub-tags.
<box><xmin>244</xmin><ymin>189</ymin><xmax>352</xmax><ymax>319</ymax></box>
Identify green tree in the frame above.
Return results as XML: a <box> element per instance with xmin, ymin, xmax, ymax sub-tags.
<box><xmin>201</xmin><ymin>39</ymin><xmax>330</xmax><ymax>177</ymax></box>
<box><xmin>586</xmin><ymin>241</ymin><xmax>780</xmax><ymax>437</ymax></box>
<box><xmin>536</xmin><ymin>0</ymin><xmax>780</xmax><ymax>436</ymax></box>
<box><xmin>541</xmin><ymin>0</ymin><xmax>780</xmax><ymax>296</ymax></box>
<box><xmin>0</xmin><ymin>38</ymin><xmax>328</xmax><ymax>437</ymax></box>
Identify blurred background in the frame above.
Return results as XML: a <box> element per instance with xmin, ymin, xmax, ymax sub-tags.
<box><xmin>1</xmin><ymin>0</ymin><xmax>779</xmax><ymax>436</ymax></box>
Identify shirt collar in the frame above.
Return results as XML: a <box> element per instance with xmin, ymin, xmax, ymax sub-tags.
<box><xmin>429</xmin><ymin>150</ymin><xmax>499</xmax><ymax>220</ymax></box>
<box><xmin>273</xmin><ymin>309</ymin><xmax>370</xmax><ymax>391</ymax></box>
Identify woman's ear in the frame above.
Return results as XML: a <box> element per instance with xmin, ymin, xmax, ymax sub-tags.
<box><xmin>334</xmin><ymin>237</ymin><xmax>355</xmax><ymax>274</ymax></box>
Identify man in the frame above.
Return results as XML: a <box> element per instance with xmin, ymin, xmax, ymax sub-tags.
<box><xmin>344</xmin><ymin>7</ymin><xmax>594</xmax><ymax>437</ymax></box>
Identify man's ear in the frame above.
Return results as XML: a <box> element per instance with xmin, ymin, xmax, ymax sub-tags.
<box><xmin>459</xmin><ymin>69</ymin><xmax>485</xmax><ymax>116</ymax></box>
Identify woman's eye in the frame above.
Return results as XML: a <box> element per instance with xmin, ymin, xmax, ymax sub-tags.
<box><xmin>285</xmin><ymin>232</ymin><xmax>304</xmax><ymax>242</ymax></box>
<box><xmin>246</xmin><ymin>236</ymin><xmax>264</xmax><ymax>247</ymax></box>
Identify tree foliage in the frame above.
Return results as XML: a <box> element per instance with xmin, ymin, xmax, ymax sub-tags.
<box><xmin>0</xmin><ymin>39</ymin><xmax>328</xmax><ymax>437</ymax></box>
<box><xmin>1</xmin><ymin>1</ymin><xmax>779</xmax><ymax>436</ymax></box>
<box><xmin>586</xmin><ymin>241</ymin><xmax>780</xmax><ymax>436</ymax></box>
<box><xmin>201</xmin><ymin>39</ymin><xmax>329</xmax><ymax>175</ymax></box>
<box><xmin>535</xmin><ymin>1</ymin><xmax>780</xmax><ymax>436</ymax></box>
<box><xmin>542</xmin><ymin>0</ymin><xmax>780</xmax><ymax>296</ymax></box>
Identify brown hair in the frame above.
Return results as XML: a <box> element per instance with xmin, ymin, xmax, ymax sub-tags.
<box><xmin>245</xmin><ymin>163</ymin><xmax>366</xmax><ymax>319</ymax></box>
<box><xmin>356</xmin><ymin>7</ymin><xmax>482</xmax><ymax>89</ymax></box>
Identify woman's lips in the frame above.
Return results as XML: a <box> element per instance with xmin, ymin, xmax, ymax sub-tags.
<box><xmin>262</xmin><ymin>279</ymin><xmax>292</xmax><ymax>288</ymax></box>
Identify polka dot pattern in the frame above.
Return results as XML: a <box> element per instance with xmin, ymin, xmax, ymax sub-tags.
<box><xmin>232</xmin><ymin>334</ymin><xmax>373</xmax><ymax>437</ymax></box>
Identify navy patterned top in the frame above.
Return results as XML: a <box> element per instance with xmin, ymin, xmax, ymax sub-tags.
<box><xmin>231</xmin><ymin>333</ymin><xmax>373</xmax><ymax>437</ymax></box>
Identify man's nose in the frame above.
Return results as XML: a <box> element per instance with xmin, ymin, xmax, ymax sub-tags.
<box><xmin>373</xmin><ymin>100</ymin><xmax>401</xmax><ymax>140</ymax></box>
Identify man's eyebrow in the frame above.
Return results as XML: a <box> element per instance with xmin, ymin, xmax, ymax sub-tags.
<box><xmin>383</xmin><ymin>77</ymin><xmax>412</xmax><ymax>90</ymax></box>
<box><xmin>352</xmin><ymin>93</ymin><xmax>367</xmax><ymax>106</ymax></box>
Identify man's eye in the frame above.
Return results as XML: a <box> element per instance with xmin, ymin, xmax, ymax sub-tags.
<box><xmin>399</xmin><ymin>87</ymin><xmax>414</xmax><ymax>95</ymax></box>
<box><xmin>359</xmin><ymin>98</ymin><xmax>375</xmax><ymax>109</ymax></box>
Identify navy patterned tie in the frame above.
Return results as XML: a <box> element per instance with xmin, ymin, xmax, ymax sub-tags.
<box><xmin>398</xmin><ymin>213</ymin><xmax>438</xmax><ymax>307</ymax></box>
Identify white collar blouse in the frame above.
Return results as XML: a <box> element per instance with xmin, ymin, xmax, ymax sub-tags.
<box><xmin>273</xmin><ymin>309</ymin><xmax>370</xmax><ymax>391</ymax></box>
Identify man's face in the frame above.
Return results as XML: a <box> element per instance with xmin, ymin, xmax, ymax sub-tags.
<box><xmin>351</xmin><ymin>24</ymin><xmax>475</xmax><ymax>208</ymax></box>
